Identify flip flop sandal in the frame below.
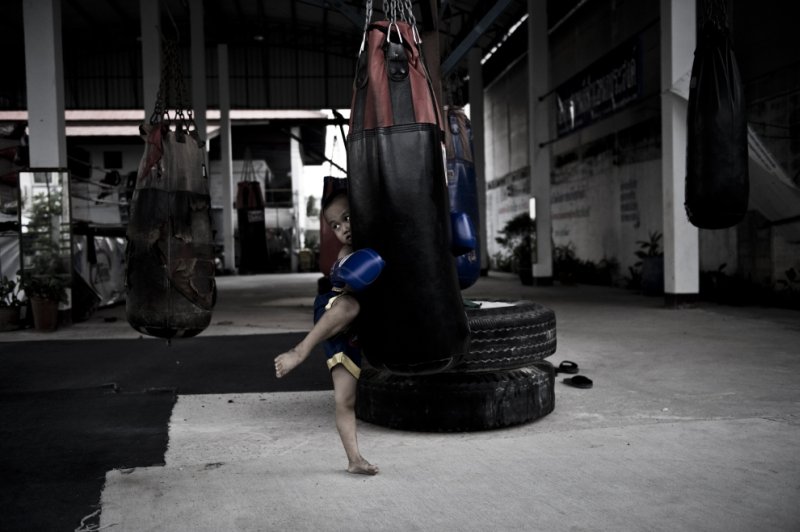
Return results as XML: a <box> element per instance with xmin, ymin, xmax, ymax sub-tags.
<box><xmin>555</xmin><ymin>360</ymin><xmax>579</xmax><ymax>375</ymax></box>
<box><xmin>562</xmin><ymin>375</ymin><xmax>593</xmax><ymax>389</ymax></box>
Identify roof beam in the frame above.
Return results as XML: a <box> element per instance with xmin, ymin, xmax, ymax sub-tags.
<box><xmin>300</xmin><ymin>0</ymin><xmax>364</xmax><ymax>30</ymax></box>
<box><xmin>64</xmin><ymin>0</ymin><xmax>99</xmax><ymax>28</ymax></box>
<box><xmin>441</xmin><ymin>0</ymin><xmax>514</xmax><ymax>76</ymax></box>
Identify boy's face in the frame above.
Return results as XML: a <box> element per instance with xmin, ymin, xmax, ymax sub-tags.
<box><xmin>324</xmin><ymin>194</ymin><xmax>351</xmax><ymax>245</ymax></box>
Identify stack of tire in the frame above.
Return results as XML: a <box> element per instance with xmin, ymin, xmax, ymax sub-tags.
<box><xmin>355</xmin><ymin>107</ymin><xmax>556</xmax><ymax>432</ymax></box>
<box><xmin>356</xmin><ymin>300</ymin><xmax>556</xmax><ymax>431</ymax></box>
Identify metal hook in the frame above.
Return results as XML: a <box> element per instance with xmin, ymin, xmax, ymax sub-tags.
<box><xmin>387</xmin><ymin>20</ymin><xmax>403</xmax><ymax>44</ymax></box>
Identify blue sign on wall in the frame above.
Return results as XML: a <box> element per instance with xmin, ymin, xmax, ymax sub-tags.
<box><xmin>555</xmin><ymin>35</ymin><xmax>643</xmax><ymax>137</ymax></box>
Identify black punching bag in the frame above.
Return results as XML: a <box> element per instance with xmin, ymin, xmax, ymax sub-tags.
<box><xmin>347</xmin><ymin>16</ymin><xmax>469</xmax><ymax>374</ymax></box>
<box><xmin>685</xmin><ymin>3</ymin><xmax>748</xmax><ymax>229</ymax></box>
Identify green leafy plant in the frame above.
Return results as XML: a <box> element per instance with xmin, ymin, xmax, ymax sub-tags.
<box><xmin>18</xmin><ymin>192</ymin><xmax>70</xmax><ymax>303</ymax></box>
<box><xmin>0</xmin><ymin>275</ymin><xmax>22</xmax><ymax>308</ymax></box>
<box><xmin>635</xmin><ymin>231</ymin><xmax>663</xmax><ymax>260</ymax></box>
<box><xmin>553</xmin><ymin>243</ymin><xmax>578</xmax><ymax>284</ymax></box>
<box><xmin>18</xmin><ymin>269</ymin><xmax>69</xmax><ymax>302</ymax></box>
<box><xmin>775</xmin><ymin>267</ymin><xmax>799</xmax><ymax>292</ymax></box>
<box><xmin>774</xmin><ymin>267</ymin><xmax>800</xmax><ymax>309</ymax></box>
<box><xmin>553</xmin><ymin>243</ymin><xmax>619</xmax><ymax>286</ymax></box>
<box><xmin>495</xmin><ymin>213</ymin><xmax>536</xmax><ymax>275</ymax></box>
<box><xmin>626</xmin><ymin>231</ymin><xmax>663</xmax><ymax>289</ymax></box>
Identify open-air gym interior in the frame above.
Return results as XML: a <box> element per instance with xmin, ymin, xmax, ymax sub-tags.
<box><xmin>0</xmin><ymin>1</ymin><xmax>798</xmax><ymax>531</ymax></box>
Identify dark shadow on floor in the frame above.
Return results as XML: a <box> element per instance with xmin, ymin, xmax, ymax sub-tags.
<box><xmin>0</xmin><ymin>333</ymin><xmax>332</xmax><ymax>531</ymax></box>
<box><xmin>0</xmin><ymin>333</ymin><xmax>333</xmax><ymax>394</ymax></box>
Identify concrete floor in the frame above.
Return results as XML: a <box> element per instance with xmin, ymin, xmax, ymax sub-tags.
<box><xmin>12</xmin><ymin>272</ymin><xmax>800</xmax><ymax>531</ymax></box>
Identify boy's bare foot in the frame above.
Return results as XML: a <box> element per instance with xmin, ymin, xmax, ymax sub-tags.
<box><xmin>274</xmin><ymin>349</ymin><xmax>304</xmax><ymax>378</ymax></box>
<box><xmin>348</xmin><ymin>459</ymin><xmax>379</xmax><ymax>475</ymax></box>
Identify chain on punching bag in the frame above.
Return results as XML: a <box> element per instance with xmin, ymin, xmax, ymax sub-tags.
<box><xmin>347</xmin><ymin>0</ymin><xmax>470</xmax><ymax>374</ymax></box>
<box><xmin>126</xmin><ymin>39</ymin><xmax>216</xmax><ymax>339</ymax></box>
<box><xmin>685</xmin><ymin>0</ymin><xmax>749</xmax><ymax>229</ymax></box>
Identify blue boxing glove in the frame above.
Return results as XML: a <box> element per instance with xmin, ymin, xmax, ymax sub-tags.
<box><xmin>330</xmin><ymin>248</ymin><xmax>385</xmax><ymax>291</ymax></box>
<box><xmin>450</xmin><ymin>211</ymin><xmax>477</xmax><ymax>256</ymax></box>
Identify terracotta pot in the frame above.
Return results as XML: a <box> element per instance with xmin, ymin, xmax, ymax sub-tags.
<box><xmin>0</xmin><ymin>306</ymin><xmax>21</xmax><ymax>332</ymax></box>
<box><xmin>641</xmin><ymin>256</ymin><xmax>665</xmax><ymax>296</ymax></box>
<box><xmin>30</xmin><ymin>297</ymin><xmax>59</xmax><ymax>332</ymax></box>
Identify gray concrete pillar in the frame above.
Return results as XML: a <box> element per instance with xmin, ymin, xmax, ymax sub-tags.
<box><xmin>218</xmin><ymin>44</ymin><xmax>235</xmax><ymax>272</ymax></box>
<box><xmin>660</xmin><ymin>0</ymin><xmax>699</xmax><ymax>303</ymax></box>
<box><xmin>469</xmin><ymin>47</ymin><xmax>489</xmax><ymax>273</ymax></box>
<box><xmin>290</xmin><ymin>126</ymin><xmax>303</xmax><ymax>272</ymax></box>
<box><xmin>22</xmin><ymin>0</ymin><xmax>66</xmax><ymax>168</ymax></box>
<box><xmin>140</xmin><ymin>0</ymin><xmax>161</xmax><ymax>118</ymax></box>
<box><xmin>528</xmin><ymin>0</ymin><xmax>552</xmax><ymax>283</ymax></box>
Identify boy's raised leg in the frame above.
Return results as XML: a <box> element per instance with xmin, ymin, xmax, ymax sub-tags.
<box><xmin>275</xmin><ymin>295</ymin><xmax>360</xmax><ymax>378</ymax></box>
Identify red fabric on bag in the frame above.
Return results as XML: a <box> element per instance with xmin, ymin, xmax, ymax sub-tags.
<box><xmin>350</xmin><ymin>20</ymin><xmax>441</xmax><ymax>131</ymax></box>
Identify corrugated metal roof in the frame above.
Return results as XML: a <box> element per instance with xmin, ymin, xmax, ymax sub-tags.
<box><xmin>0</xmin><ymin>0</ymin><xmax>531</xmax><ymax>111</ymax></box>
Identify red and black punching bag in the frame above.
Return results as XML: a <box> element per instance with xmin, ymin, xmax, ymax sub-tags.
<box><xmin>236</xmin><ymin>180</ymin><xmax>269</xmax><ymax>274</ymax></box>
<box><xmin>685</xmin><ymin>4</ymin><xmax>748</xmax><ymax>229</ymax></box>
<box><xmin>347</xmin><ymin>15</ymin><xmax>469</xmax><ymax>374</ymax></box>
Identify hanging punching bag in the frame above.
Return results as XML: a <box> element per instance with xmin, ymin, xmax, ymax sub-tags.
<box><xmin>347</xmin><ymin>10</ymin><xmax>469</xmax><ymax>374</ymax></box>
<box><xmin>126</xmin><ymin>41</ymin><xmax>216</xmax><ymax>339</ymax></box>
<box><xmin>445</xmin><ymin>106</ymin><xmax>481</xmax><ymax>289</ymax></box>
<box><xmin>685</xmin><ymin>2</ymin><xmax>748</xmax><ymax>229</ymax></box>
<box><xmin>236</xmin><ymin>180</ymin><xmax>269</xmax><ymax>274</ymax></box>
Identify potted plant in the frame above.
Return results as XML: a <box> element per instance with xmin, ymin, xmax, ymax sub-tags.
<box><xmin>636</xmin><ymin>231</ymin><xmax>664</xmax><ymax>296</ymax></box>
<box><xmin>18</xmin><ymin>191</ymin><xmax>70</xmax><ymax>331</ymax></box>
<box><xmin>19</xmin><ymin>268</ymin><xmax>69</xmax><ymax>332</ymax></box>
<box><xmin>0</xmin><ymin>275</ymin><xmax>23</xmax><ymax>331</ymax></box>
<box><xmin>495</xmin><ymin>213</ymin><xmax>536</xmax><ymax>285</ymax></box>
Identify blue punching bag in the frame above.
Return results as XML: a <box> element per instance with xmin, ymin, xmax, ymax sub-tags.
<box><xmin>445</xmin><ymin>106</ymin><xmax>481</xmax><ymax>289</ymax></box>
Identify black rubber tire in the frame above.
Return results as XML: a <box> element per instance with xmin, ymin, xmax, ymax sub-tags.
<box><xmin>455</xmin><ymin>300</ymin><xmax>557</xmax><ymax>372</ymax></box>
<box><xmin>356</xmin><ymin>361</ymin><xmax>555</xmax><ymax>432</ymax></box>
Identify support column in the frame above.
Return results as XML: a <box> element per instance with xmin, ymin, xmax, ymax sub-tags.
<box><xmin>189</xmin><ymin>0</ymin><xmax>207</xmax><ymax>142</ymax></box>
<box><xmin>468</xmin><ymin>47</ymin><xmax>489</xmax><ymax>273</ymax></box>
<box><xmin>140</xmin><ymin>0</ymin><xmax>161</xmax><ymax>117</ymax></box>
<box><xmin>22</xmin><ymin>0</ymin><xmax>66</xmax><ymax>168</ymax></box>
<box><xmin>528</xmin><ymin>0</ymin><xmax>552</xmax><ymax>283</ymax></box>
<box><xmin>290</xmin><ymin>126</ymin><xmax>304</xmax><ymax>272</ymax></box>
<box><xmin>660</xmin><ymin>0</ymin><xmax>698</xmax><ymax>304</ymax></box>
<box><xmin>218</xmin><ymin>44</ymin><xmax>235</xmax><ymax>272</ymax></box>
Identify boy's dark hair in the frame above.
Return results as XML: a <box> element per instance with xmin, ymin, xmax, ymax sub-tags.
<box><xmin>321</xmin><ymin>177</ymin><xmax>349</xmax><ymax>212</ymax></box>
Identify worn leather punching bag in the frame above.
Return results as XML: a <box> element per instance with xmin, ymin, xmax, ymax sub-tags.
<box><xmin>685</xmin><ymin>3</ymin><xmax>748</xmax><ymax>229</ymax></box>
<box><xmin>126</xmin><ymin>40</ymin><xmax>216</xmax><ymax>339</ymax></box>
<box><xmin>347</xmin><ymin>12</ymin><xmax>469</xmax><ymax>374</ymax></box>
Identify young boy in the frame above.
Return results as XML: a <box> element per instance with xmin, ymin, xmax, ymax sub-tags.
<box><xmin>274</xmin><ymin>188</ymin><xmax>383</xmax><ymax>475</ymax></box>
